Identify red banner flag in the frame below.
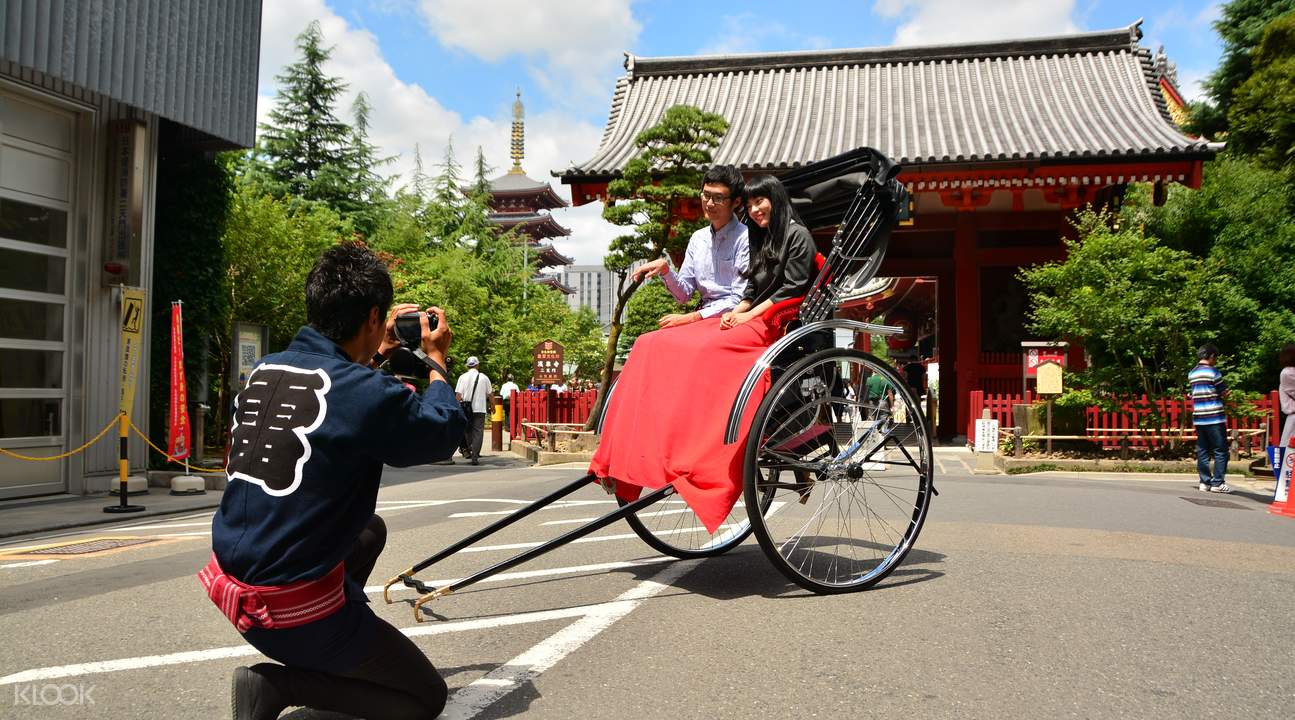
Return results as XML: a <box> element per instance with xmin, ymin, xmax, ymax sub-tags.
<box><xmin>168</xmin><ymin>302</ymin><xmax>191</xmax><ymax>460</ymax></box>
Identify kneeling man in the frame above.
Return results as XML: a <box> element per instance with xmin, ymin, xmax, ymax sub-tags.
<box><xmin>201</xmin><ymin>243</ymin><xmax>465</xmax><ymax>719</ymax></box>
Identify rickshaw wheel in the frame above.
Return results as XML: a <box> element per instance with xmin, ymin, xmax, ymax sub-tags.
<box><xmin>743</xmin><ymin>348</ymin><xmax>934</xmax><ymax>593</ymax></box>
<box><xmin>618</xmin><ymin>484</ymin><xmax>774</xmax><ymax>559</ymax></box>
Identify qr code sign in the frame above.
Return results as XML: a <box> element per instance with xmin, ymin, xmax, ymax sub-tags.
<box><xmin>241</xmin><ymin>344</ymin><xmax>256</xmax><ymax>367</ymax></box>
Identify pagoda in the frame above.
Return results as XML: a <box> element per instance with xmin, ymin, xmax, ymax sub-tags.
<box><xmin>487</xmin><ymin>91</ymin><xmax>574</xmax><ymax>293</ymax></box>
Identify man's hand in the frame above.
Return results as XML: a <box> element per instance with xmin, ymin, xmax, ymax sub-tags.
<box><xmin>631</xmin><ymin>258</ymin><xmax>669</xmax><ymax>282</ymax></box>
<box><xmin>421</xmin><ymin>307</ymin><xmax>451</xmax><ymax>382</ymax></box>
<box><xmin>658</xmin><ymin>312</ymin><xmax>700</xmax><ymax>329</ymax></box>
<box><xmin>378</xmin><ymin>303</ymin><xmax>420</xmax><ymax>358</ymax></box>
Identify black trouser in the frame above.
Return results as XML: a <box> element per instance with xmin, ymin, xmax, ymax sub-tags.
<box><xmin>463</xmin><ymin>412</ymin><xmax>485</xmax><ymax>461</ymax></box>
<box><xmin>244</xmin><ymin>516</ymin><xmax>448</xmax><ymax>719</ymax></box>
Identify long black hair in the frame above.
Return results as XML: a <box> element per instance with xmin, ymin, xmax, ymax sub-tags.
<box><xmin>741</xmin><ymin>174</ymin><xmax>803</xmax><ymax>284</ymax></box>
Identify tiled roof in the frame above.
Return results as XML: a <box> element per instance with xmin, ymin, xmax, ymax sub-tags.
<box><xmin>560</xmin><ymin>22</ymin><xmax>1211</xmax><ymax>180</ymax></box>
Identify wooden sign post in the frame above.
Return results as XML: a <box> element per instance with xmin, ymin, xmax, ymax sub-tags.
<box><xmin>1036</xmin><ymin>360</ymin><xmax>1064</xmax><ymax>454</ymax></box>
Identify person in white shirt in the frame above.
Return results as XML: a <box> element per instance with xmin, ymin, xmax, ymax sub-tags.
<box><xmin>499</xmin><ymin>374</ymin><xmax>520</xmax><ymax>431</ymax></box>
<box><xmin>454</xmin><ymin>357</ymin><xmax>493</xmax><ymax>465</ymax></box>
<box><xmin>1280</xmin><ymin>345</ymin><xmax>1295</xmax><ymax>446</ymax></box>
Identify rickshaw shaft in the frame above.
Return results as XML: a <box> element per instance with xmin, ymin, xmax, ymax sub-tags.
<box><xmin>405</xmin><ymin>473</ymin><xmax>596</xmax><ymax>576</ymax></box>
<box><xmin>416</xmin><ymin>484</ymin><xmax>676</xmax><ymax>598</ymax></box>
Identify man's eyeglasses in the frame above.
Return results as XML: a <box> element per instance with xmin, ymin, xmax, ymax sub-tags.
<box><xmin>700</xmin><ymin>191</ymin><xmax>730</xmax><ymax>204</ymax></box>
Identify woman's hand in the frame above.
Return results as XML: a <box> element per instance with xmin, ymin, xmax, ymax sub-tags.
<box><xmin>720</xmin><ymin>310</ymin><xmax>753</xmax><ymax>329</ymax></box>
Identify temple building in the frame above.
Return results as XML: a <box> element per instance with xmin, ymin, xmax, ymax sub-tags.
<box><xmin>486</xmin><ymin>91</ymin><xmax>573</xmax><ymax>294</ymax></box>
<box><xmin>559</xmin><ymin>22</ymin><xmax>1215</xmax><ymax>441</ymax></box>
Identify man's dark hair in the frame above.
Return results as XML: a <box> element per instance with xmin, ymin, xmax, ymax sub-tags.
<box><xmin>1281</xmin><ymin>344</ymin><xmax>1295</xmax><ymax>369</ymax></box>
<box><xmin>305</xmin><ymin>242</ymin><xmax>394</xmax><ymax>343</ymax></box>
<box><xmin>1197</xmin><ymin>343</ymin><xmax>1219</xmax><ymax>361</ymax></box>
<box><xmin>702</xmin><ymin>164</ymin><xmax>745</xmax><ymax>202</ymax></box>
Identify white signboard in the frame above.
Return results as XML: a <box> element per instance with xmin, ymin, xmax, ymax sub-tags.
<box><xmin>975</xmin><ymin>419</ymin><xmax>1000</xmax><ymax>454</ymax></box>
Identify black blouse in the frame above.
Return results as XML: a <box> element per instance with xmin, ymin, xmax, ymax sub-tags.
<box><xmin>741</xmin><ymin>221</ymin><xmax>816</xmax><ymax>306</ymax></box>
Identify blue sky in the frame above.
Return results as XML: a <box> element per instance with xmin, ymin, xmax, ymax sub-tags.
<box><xmin>257</xmin><ymin>0</ymin><xmax>1225</xmax><ymax>263</ymax></box>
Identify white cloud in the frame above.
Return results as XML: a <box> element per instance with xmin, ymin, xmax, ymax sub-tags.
<box><xmin>257</xmin><ymin>0</ymin><xmax>621</xmax><ymax>265</ymax></box>
<box><xmin>696</xmin><ymin>13</ymin><xmax>832</xmax><ymax>55</ymax></box>
<box><xmin>873</xmin><ymin>0</ymin><xmax>1079</xmax><ymax>46</ymax></box>
<box><xmin>418</xmin><ymin>0</ymin><xmax>640</xmax><ymax>108</ymax></box>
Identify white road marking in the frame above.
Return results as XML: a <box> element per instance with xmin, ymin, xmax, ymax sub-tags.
<box><xmin>366</xmin><ymin>557</ymin><xmax>673</xmax><ymax>595</ymax></box>
<box><xmin>440</xmin><ymin>559</ymin><xmax>700</xmax><ymax>720</ymax></box>
<box><xmin>0</xmin><ymin>559</ymin><xmax>59</xmax><ymax>569</ymax></box>
<box><xmin>0</xmin><ymin>605</ymin><xmax>599</xmax><ymax>686</ymax></box>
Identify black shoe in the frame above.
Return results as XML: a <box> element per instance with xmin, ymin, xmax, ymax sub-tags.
<box><xmin>232</xmin><ymin>666</ymin><xmax>285</xmax><ymax>720</ymax></box>
<box><xmin>470</xmin><ymin>459</ymin><xmax>480</xmax><ymax>466</ymax></box>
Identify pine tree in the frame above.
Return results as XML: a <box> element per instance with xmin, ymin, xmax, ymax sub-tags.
<box><xmin>470</xmin><ymin>146</ymin><xmax>494</xmax><ymax>199</ymax></box>
<box><xmin>258</xmin><ymin>21</ymin><xmax>353</xmax><ymax>202</ymax></box>
<box><xmin>337</xmin><ymin>92</ymin><xmax>393</xmax><ymax>237</ymax></box>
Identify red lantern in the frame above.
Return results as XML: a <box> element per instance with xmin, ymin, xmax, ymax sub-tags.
<box><xmin>885</xmin><ymin>312</ymin><xmax>916</xmax><ymax>351</ymax></box>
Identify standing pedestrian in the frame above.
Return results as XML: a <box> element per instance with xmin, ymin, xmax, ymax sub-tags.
<box><xmin>1279</xmin><ymin>344</ymin><xmax>1295</xmax><ymax>447</ymax></box>
<box><xmin>455</xmin><ymin>357</ymin><xmax>493</xmax><ymax>465</ymax></box>
<box><xmin>1190</xmin><ymin>344</ymin><xmax>1232</xmax><ymax>493</ymax></box>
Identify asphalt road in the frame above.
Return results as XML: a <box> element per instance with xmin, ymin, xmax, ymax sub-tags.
<box><xmin>1</xmin><ymin>455</ymin><xmax>1292</xmax><ymax>719</ymax></box>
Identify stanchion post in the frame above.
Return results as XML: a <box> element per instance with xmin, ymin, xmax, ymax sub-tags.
<box><xmin>105</xmin><ymin>412</ymin><xmax>145</xmax><ymax>513</ymax></box>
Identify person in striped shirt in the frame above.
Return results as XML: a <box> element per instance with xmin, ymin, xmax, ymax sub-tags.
<box><xmin>1189</xmin><ymin>344</ymin><xmax>1232</xmax><ymax>493</ymax></box>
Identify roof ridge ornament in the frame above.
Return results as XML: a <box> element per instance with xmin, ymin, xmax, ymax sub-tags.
<box><xmin>624</xmin><ymin>52</ymin><xmax>636</xmax><ymax>79</ymax></box>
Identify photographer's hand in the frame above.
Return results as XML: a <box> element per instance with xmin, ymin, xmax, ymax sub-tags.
<box><xmin>422</xmin><ymin>307</ymin><xmax>451</xmax><ymax>384</ymax></box>
<box><xmin>379</xmin><ymin>303</ymin><xmax>421</xmax><ymax>360</ymax></box>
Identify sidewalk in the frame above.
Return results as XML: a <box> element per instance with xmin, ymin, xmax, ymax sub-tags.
<box><xmin>0</xmin><ymin>488</ymin><xmax>224</xmax><ymax>542</ymax></box>
<box><xmin>0</xmin><ymin>434</ymin><xmax>523</xmax><ymax>542</ymax></box>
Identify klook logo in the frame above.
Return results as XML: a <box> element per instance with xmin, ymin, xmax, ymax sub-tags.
<box><xmin>12</xmin><ymin>683</ymin><xmax>97</xmax><ymax>706</ymax></box>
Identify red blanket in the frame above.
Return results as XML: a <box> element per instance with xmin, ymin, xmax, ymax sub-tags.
<box><xmin>589</xmin><ymin>315</ymin><xmax>776</xmax><ymax>533</ymax></box>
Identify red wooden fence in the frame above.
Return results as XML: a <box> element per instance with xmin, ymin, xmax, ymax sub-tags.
<box><xmin>967</xmin><ymin>390</ymin><xmax>1280</xmax><ymax>452</ymax></box>
<box><xmin>508</xmin><ymin>390</ymin><xmax>599</xmax><ymax>443</ymax></box>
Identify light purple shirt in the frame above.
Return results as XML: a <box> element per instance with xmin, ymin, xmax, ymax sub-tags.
<box><xmin>660</xmin><ymin>217</ymin><xmax>749</xmax><ymax>318</ymax></box>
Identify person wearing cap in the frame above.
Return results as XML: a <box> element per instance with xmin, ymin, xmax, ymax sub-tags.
<box><xmin>455</xmin><ymin>356</ymin><xmax>493</xmax><ymax>465</ymax></box>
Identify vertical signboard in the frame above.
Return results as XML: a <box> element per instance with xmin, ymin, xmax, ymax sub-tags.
<box><xmin>102</xmin><ymin>121</ymin><xmax>146</xmax><ymax>287</ymax></box>
<box><xmin>532</xmin><ymin>339</ymin><xmax>565</xmax><ymax>385</ymax></box>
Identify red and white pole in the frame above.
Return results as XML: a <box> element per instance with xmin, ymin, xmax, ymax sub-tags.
<box><xmin>1271</xmin><ymin>436</ymin><xmax>1295</xmax><ymax>518</ymax></box>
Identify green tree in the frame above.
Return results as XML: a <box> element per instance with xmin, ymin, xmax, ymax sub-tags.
<box><xmin>257</xmin><ymin>22</ymin><xmax>352</xmax><ymax>200</ymax></box>
<box><xmin>1021</xmin><ymin>211</ymin><xmax>1255</xmax><ymax>399</ymax></box>
<box><xmin>587</xmin><ymin>105</ymin><xmax>729</xmax><ymax>427</ymax></box>
<box><xmin>1226</xmin><ymin>13</ymin><xmax>1295</xmax><ymax>174</ymax></box>
<box><xmin>1187</xmin><ymin>0</ymin><xmax>1295</xmax><ymax>138</ymax></box>
<box><xmin>254</xmin><ymin>22</ymin><xmax>388</xmax><ymax>236</ymax></box>
<box><xmin>1122</xmin><ymin>156</ymin><xmax>1295</xmax><ymax>388</ymax></box>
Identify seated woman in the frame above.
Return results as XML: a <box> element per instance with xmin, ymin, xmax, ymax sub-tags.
<box><xmin>590</xmin><ymin>175</ymin><xmax>816</xmax><ymax>532</ymax></box>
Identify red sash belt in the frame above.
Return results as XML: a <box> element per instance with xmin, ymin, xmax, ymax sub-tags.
<box><xmin>198</xmin><ymin>554</ymin><xmax>346</xmax><ymax>632</ymax></box>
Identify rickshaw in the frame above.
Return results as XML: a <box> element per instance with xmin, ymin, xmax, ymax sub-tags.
<box><xmin>385</xmin><ymin>147</ymin><xmax>936</xmax><ymax>621</ymax></box>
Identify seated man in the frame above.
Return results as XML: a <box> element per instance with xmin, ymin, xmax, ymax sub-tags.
<box><xmin>632</xmin><ymin>164</ymin><xmax>749</xmax><ymax>328</ymax></box>
<box><xmin>201</xmin><ymin>243</ymin><xmax>465</xmax><ymax>719</ymax></box>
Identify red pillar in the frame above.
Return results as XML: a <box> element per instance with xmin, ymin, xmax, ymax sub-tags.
<box><xmin>954</xmin><ymin>212</ymin><xmax>980</xmax><ymax>437</ymax></box>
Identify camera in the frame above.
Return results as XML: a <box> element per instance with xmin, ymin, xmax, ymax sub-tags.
<box><xmin>394</xmin><ymin>311</ymin><xmax>438</xmax><ymax>349</ymax></box>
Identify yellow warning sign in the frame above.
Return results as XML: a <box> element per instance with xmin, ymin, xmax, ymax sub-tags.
<box><xmin>118</xmin><ymin>287</ymin><xmax>147</xmax><ymax>415</ymax></box>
